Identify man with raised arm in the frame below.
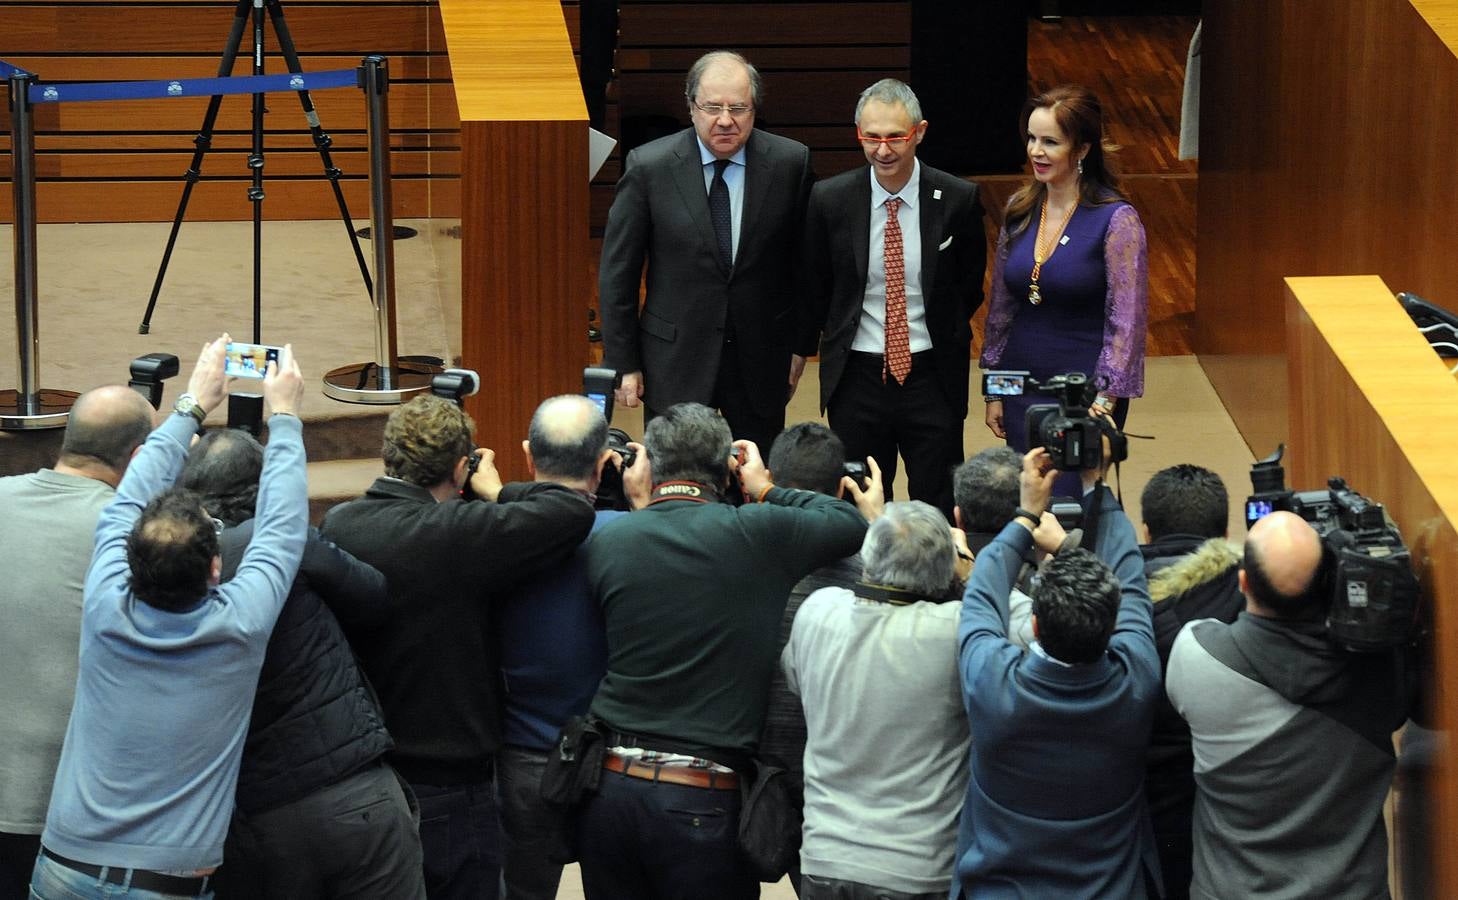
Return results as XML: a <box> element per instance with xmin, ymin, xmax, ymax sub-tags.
<box><xmin>33</xmin><ymin>336</ymin><xmax>309</xmax><ymax>900</ymax></box>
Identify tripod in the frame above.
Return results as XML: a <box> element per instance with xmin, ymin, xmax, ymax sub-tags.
<box><xmin>138</xmin><ymin>0</ymin><xmax>373</xmax><ymax>339</ymax></box>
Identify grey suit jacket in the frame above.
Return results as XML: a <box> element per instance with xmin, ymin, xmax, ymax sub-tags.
<box><xmin>797</xmin><ymin>163</ymin><xmax>986</xmax><ymax>415</ymax></box>
<box><xmin>598</xmin><ymin>128</ymin><xmax>814</xmax><ymax>416</ymax></box>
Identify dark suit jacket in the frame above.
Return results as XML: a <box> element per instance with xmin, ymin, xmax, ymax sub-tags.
<box><xmin>598</xmin><ymin>128</ymin><xmax>814</xmax><ymax>416</ymax></box>
<box><xmin>797</xmin><ymin>163</ymin><xmax>986</xmax><ymax>415</ymax></box>
<box><xmin>318</xmin><ymin>478</ymin><xmax>595</xmax><ymax>785</ymax></box>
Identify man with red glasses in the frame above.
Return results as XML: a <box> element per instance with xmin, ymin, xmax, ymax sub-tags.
<box><xmin>598</xmin><ymin>51</ymin><xmax>814</xmax><ymax>453</ymax></box>
<box><xmin>798</xmin><ymin>78</ymin><xmax>986</xmax><ymax>520</ymax></box>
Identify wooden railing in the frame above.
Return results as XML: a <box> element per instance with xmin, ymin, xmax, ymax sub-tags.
<box><xmin>1285</xmin><ymin>274</ymin><xmax>1458</xmax><ymax>898</ymax></box>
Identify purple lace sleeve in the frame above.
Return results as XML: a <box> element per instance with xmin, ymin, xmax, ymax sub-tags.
<box><xmin>1094</xmin><ymin>205</ymin><xmax>1148</xmax><ymax>398</ymax></box>
<box><xmin>979</xmin><ymin>227</ymin><xmax>1015</xmax><ymax>368</ymax></box>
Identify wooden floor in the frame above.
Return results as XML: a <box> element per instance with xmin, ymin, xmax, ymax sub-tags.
<box><xmin>588</xmin><ymin>15</ymin><xmax>1200</xmax><ymax>359</ymax></box>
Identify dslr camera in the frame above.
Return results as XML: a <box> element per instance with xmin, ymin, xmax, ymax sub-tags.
<box><xmin>583</xmin><ymin>367</ymin><xmax>638</xmax><ymax>510</ymax></box>
<box><xmin>1246</xmin><ymin>444</ymin><xmax>1421</xmax><ymax>651</ymax></box>
<box><xmin>981</xmin><ymin>370</ymin><xmax>1128</xmax><ymax>471</ymax></box>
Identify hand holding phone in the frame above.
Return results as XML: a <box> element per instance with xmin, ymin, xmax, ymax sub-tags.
<box><xmin>225</xmin><ymin>342</ymin><xmax>283</xmax><ymax>380</ymax></box>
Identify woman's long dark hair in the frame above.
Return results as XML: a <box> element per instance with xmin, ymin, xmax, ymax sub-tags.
<box><xmin>1005</xmin><ymin>84</ymin><xmax>1128</xmax><ymax>237</ymax></box>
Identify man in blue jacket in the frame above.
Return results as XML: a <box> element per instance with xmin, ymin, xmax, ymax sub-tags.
<box><xmin>33</xmin><ymin>336</ymin><xmax>308</xmax><ymax>900</ymax></box>
<box><xmin>955</xmin><ymin>446</ymin><xmax>1162</xmax><ymax>898</ymax></box>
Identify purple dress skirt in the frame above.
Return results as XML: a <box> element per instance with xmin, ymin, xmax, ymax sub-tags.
<box><xmin>980</xmin><ymin>198</ymin><xmax>1148</xmax><ymax>497</ymax></box>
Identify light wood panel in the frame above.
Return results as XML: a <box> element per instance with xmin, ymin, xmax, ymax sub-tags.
<box><xmin>1195</xmin><ymin>0</ymin><xmax>1458</xmax><ymax>454</ymax></box>
<box><xmin>440</xmin><ymin>0</ymin><xmax>587</xmax><ymax>484</ymax></box>
<box><xmin>0</xmin><ymin>0</ymin><xmax>457</xmax><ymax>222</ymax></box>
<box><xmin>1285</xmin><ymin>275</ymin><xmax>1458</xmax><ymax>899</ymax></box>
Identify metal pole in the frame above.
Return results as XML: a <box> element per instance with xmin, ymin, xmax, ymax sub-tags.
<box><xmin>2</xmin><ymin>72</ymin><xmax>77</xmax><ymax>429</ymax></box>
<box><xmin>319</xmin><ymin>55</ymin><xmax>436</xmax><ymax>405</ymax></box>
<box><xmin>11</xmin><ymin>72</ymin><xmax>39</xmax><ymax>414</ymax></box>
<box><xmin>364</xmin><ymin>54</ymin><xmax>398</xmax><ymax>389</ymax></box>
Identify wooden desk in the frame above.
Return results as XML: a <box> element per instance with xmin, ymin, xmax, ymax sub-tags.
<box><xmin>438</xmin><ymin>0</ymin><xmax>588</xmax><ymax>480</ymax></box>
<box><xmin>1286</xmin><ymin>274</ymin><xmax>1458</xmax><ymax>897</ymax></box>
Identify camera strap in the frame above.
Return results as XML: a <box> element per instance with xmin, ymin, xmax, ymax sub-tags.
<box><xmin>852</xmin><ymin>582</ymin><xmax>944</xmax><ymax>606</ymax></box>
<box><xmin>648</xmin><ymin>481</ymin><xmax>719</xmax><ymax>505</ymax></box>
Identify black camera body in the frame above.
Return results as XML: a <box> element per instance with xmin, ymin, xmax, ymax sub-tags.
<box><xmin>982</xmin><ymin>370</ymin><xmax>1128</xmax><ymax>471</ymax></box>
<box><xmin>1246</xmin><ymin>444</ymin><xmax>1421</xmax><ymax>651</ymax></box>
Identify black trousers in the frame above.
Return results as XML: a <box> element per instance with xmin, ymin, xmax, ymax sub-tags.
<box><xmin>828</xmin><ymin>351</ymin><xmax>963</xmax><ymax>520</ymax></box>
<box><xmin>0</xmin><ymin>831</ymin><xmax>39</xmax><ymax>900</ymax></box>
<box><xmin>646</xmin><ymin>337</ymin><xmax>786</xmax><ymax>466</ymax></box>
<box><xmin>213</xmin><ymin>762</ymin><xmax>426</xmax><ymax>900</ymax></box>
<box><xmin>801</xmin><ymin>873</ymin><xmax>946</xmax><ymax>900</ymax></box>
<box><xmin>575</xmin><ymin>768</ymin><xmax>754</xmax><ymax>900</ymax></box>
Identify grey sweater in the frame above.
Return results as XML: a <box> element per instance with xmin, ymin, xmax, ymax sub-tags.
<box><xmin>0</xmin><ymin>469</ymin><xmax>114</xmax><ymax>834</ymax></box>
<box><xmin>783</xmin><ymin>587</ymin><xmax>967</xmax><ymax>894</ymax></box>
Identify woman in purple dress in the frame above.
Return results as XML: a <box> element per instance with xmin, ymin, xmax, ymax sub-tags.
<box><xmin>979</xmin><ymin>84</ymin><xmax>1147</xmax><ymax>492</ymax></box>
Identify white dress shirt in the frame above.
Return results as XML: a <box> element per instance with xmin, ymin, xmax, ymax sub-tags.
<box><xmin>697</xmin><ymin>138</ymin><xmax>746</xmax><ymax>263</ymax></box>
<box><xmin>853</xmin><ymin>159</ymin><xmax>931</xmax><ymax>354</ymax></box>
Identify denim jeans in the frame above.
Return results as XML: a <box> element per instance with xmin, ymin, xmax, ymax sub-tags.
<box><xmin>495</xmin><ymin>746</ymin><xmax>569</xmax><ymax>900</ymax></box>
<box><xmin>575</xmin><ymin>767</ymin><xmax>755</xmax><ymax>900</ymax></box>
<box><xmin>411</xmin><ymin>779</ymin><xmax>501</xmax><ymax>900</ymax></box>
<box><xmin>28</xmin><ymin>852</ymin><xmax>213</xmax><ymax>900</ymax></box>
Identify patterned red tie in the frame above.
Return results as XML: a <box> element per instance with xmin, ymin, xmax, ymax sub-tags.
<box><xmin>883</xmin><ymin>198</ymin><xmax>911</xmax><ymax>384</ymax></box>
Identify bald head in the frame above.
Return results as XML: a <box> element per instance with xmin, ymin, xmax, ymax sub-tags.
<box><xmin>526</xmin><ymin>394</ymin><xmax>609</xmax><ymax>483</ymax></box>
<box><xmin>1241</xmin><ymin>511</ymin><xmax>1325</xmax><ymax>616</ymax></box>
<box><xmin>58</xmin><ymin>385</ymin><xmax>155</xmax><ymax>478</ymax></box>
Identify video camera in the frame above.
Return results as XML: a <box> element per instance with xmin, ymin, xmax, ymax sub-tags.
<box><xmin>1246</xmin><ymin>444</ymin><xmax>1421</xmax><ymax>651</ymax></box>
<box><xmin>981</xmin><ymin>370</ymin><xmax>1128</xmax><ymax>471</ymax></box>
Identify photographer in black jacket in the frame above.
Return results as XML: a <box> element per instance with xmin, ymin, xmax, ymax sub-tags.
<box><xmin>321</xmin><ymin>394</ymin><xmax>595</xmax><ymax>899</ymax></box>
<box><xmin>183</xmin><ymin>428</ymin><xmax>426</xmax><ymax>899</ymax></box>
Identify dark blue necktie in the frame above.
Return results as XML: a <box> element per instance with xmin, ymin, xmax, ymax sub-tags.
<box><xmin>709</xmin><ymin>158</ymin><xmax>733</xmax><ymax>270</ymax></box>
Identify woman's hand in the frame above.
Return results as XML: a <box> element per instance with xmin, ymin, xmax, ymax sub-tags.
<box><xmin>985</xmin><ymin>400</ymin><xmax>1006</xmax><ymax>439</ymax></box>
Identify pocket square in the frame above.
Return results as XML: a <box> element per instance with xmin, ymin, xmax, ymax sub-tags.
<box><xmin>938</xmin><ymin>236</ymin><xmax>954</xmax><ymax>251</ymax></box>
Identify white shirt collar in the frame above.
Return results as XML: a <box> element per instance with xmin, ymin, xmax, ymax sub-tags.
<box><xmin>870</xmin><ymin>158</ymin><xmax>920</xmax><ymax>209</ymax></box>
<box><xmin>1030</xmin><ymin>640</ymin><xmax>1076</xmax><ymax>668</ymax></box>
<box><xmin>697</xmin><ymin>137</ymin><xmax>747</xmax><ymax>168</ymax></box>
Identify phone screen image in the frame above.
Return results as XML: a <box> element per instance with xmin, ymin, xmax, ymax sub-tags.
<box><xmin>225</xmin><ymin>342</ymin><xmax>281</xmax><ymax>379</ymax></box>
<box><xmin>984</xmin><ymin>373</ymin><xmax>1026</xmax><ymax>396</ymax></box>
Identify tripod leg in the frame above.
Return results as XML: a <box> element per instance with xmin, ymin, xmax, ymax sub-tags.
<box><xmin>249</xmin><ymin>0</ymin><xmax>266</xmax><ymax>344</ymax></box>
<box><xmin>266</xmin><ymin>0</ymin><xmax>374</xmax><ymax>297</ymax></box>
<box><xmin>140</xmin><ymin>0</ymin><xmax>253</xmax><ymax>334</ymax></box>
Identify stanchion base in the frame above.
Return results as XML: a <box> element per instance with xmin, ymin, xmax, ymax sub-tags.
<box><xmin>0</xmin><ymin>388</ymin><xmax>80</xmax><ymax>430</ymax></box>
<box><xmin>321</xmin><ymin>362</ymin><xmax>440</xmax><ymax>405</ymax></box>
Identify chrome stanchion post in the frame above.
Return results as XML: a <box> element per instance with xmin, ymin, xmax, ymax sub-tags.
<box><xmin>2</xmin><ymin>71</ymin><xmax>77</xmax><ymax>430</ymax></box>
<box><xmin>322</xmin><ymin>55</ymin><xmax>437</xmax><ymax>404</ymax></box>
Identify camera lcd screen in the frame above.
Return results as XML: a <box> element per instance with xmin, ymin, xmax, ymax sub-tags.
<box><xmin>225</xmin><ymin>342</ymin><xmax>281</xmax><ymax>379</ymax></box>
<box><xmin>587</xmin><ymin>392</ymin><xmax>609</xmax><ymax>416</ymax></box>
<box><xmin>1246</xmin><ymin>498</ymin><xmax>1274</xmax><ymax>525</ymax></box>
<box><xmin>982</xmin><ymin>371</ymin><xmax>1027</xmax><ymax>397</ymax></box>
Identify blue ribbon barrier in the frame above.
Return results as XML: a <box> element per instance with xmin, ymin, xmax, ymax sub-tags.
<box><xmin>25</xmin><ymin>67</ymin><xmax>358</xmax><ymax>105</ymax></box>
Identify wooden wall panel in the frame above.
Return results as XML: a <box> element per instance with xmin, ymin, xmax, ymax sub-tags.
<box><xmin>1194</xmin><ymin>0</ymin><xmax>1458</xmax><ymax>455</ymax></box>
<box><xmin>0</xmin><ymin>0</ymin><xmax>459</xmax><ymax>222</ymax></box>
<box><xmin>1285</xmin><ymin>275</ymin><xmax>1458</xmax><ymax>899</ymax></box>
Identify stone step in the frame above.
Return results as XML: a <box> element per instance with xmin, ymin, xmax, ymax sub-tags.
<box><xmin>306</xmin><ymin>457</ymin><xmax>383</xmax><ymax>524</ymax></box>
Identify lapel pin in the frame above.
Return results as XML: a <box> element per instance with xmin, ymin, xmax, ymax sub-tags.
<box><xmin>933</xmin><ymin>189</ymin><xmax>942</xmax><ymax>200</ymax></box>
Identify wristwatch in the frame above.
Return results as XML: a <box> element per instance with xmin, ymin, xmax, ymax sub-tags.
<box><xmin>173</xmin><ymin>392</ymin><xmax>207</xmax><ymax>426</ymax></box>
<box><xmin>1012</xmin><ymin>507</ymin><xmax>1042</xmax><ymax>528</ymax></box>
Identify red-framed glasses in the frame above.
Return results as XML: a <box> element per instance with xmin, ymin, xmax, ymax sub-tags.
<box><xmin>856</xmin><ymin>129</ymin><xmax>917</xmax><ymax>149</ymax></box>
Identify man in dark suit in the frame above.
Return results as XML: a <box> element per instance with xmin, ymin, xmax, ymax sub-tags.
<box><xmin>599</xmin><ymin>51</ymin><xmax>814</xmax><ymax>453</ymax></box>
<box><xmin>798</xmin><ymin>78</ymin><xmax>986</xmax><ymax>518</ymax></box>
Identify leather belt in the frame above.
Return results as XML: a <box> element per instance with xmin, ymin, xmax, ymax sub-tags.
<box><xmin>41</xmin><ymin>847</ymin><xmax>211</xmax><ymax>896</ymax></box>
<box><xmin>602</xmin><ymin>754</ymin><xmax>739</xmax><ymax>790</ymax></box>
